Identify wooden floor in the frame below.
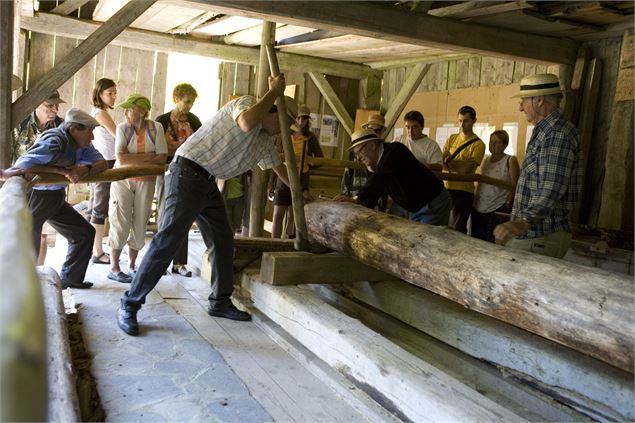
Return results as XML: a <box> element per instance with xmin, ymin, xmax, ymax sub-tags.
<box><xmin>44</xmin><ymin>231</ymin><xmax>389</xmax><ymax>422</ymax></box>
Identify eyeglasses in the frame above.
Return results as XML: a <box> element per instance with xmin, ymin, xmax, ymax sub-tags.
<box><xmin>353</xmin><ymin>142</ymin><xmax>370</xmax><ymax>159</ymax></box>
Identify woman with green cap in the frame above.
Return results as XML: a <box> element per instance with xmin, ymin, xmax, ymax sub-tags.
<box><xmin>107</xmin><ymin>93</ymin><xmax>167</xmax><ymax>283</ymax></box>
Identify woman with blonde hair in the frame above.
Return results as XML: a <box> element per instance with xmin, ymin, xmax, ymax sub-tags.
<box><xmin>89</xmin><ymin>78</ymin><xmax>118</xmax><ymax>264</ymax></box>
<box><xmin>108</xmin><ymin>94</ymin><xmax>167</xmax><ymax>283</ymax></box>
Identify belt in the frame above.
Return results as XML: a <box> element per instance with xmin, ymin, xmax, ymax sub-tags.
<box><xmin>175</xmin><ymin>156</ymin><xmax>215</xmax><ymax>182</ymax></box>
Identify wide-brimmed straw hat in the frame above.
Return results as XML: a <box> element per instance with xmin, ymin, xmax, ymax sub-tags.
<box><xmin>513</xmin><ymin>73</ymin><xmax>563</xmax><ymax>98</ymax></box>
<box><xmin>361</xmin><ymin>113</ymin><xmax>385</xmax><ymax>129</ymax></box>
<box><xmin>348</xmin><ymin>128</ymin><xmax>382</xmax><ymax>150</ymax></box>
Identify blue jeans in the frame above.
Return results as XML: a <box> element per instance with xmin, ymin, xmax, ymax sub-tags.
<box><xmin>122</xmin><ymin>161</ymin><xmax>234</xmax><ymax>312</ymax></box>
<box><xmin>408</xmin><ymin>189</ymin><xmax>452</xmax><ymax>226</ymax></box>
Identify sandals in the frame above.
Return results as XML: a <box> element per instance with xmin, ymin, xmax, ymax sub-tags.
<box><xmin>91</xmin><ymin>252</ymin><xmax>111</xmax><ymax>265</ymax></box>
<box><xmin>107</xmin><ymin>271</ymin><xmax>132</xmax><ymax>284</ymax></box>
<box><xmin>172</xmin><ymin>264</ymin><xmax>192</xmax><ymax>277</ymax></box>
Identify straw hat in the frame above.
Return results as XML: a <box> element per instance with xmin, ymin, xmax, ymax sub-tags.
<box><xmin>297</xmin><ymin>104</ymin><xmax>312</xmax><ymax>118</ymax></box>
<box><xmin>361</xmin><ymin>113</ymin><xmax>385</xmax><ymax>129</ymax></box>
<box><xmin>513</xmin><ymin>73</ymin><xmax>563</xmax><ymax>98</ymax></box>
<box><xmin>348</xmin><ymin>128</ymin><xmax>382</xmax><ymax>151</ymax></box>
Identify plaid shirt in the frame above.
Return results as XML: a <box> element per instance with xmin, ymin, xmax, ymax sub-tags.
<box><xmin>176</xmin><ymin>96</ymin><xmax>281</xmax><ymax>180</ymax></box>
<box><xmin>511</xmin><ymin>109</ymin><xmax>581</xmax><ymax>239</ymax></box>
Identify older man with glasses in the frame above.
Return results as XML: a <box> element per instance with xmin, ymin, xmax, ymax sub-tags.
<box><xmin>494</xmin><ymin>73</ymin><xmax>581</xmax><ymax>258</ymax></box>
<box><xmin>338</xmin><ymin>128</ymin><xmax>452</xmax><ymax>226</ymax></box>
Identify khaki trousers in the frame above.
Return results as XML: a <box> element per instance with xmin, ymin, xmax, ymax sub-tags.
<box><xmin>108</xmin><ymin>179</ymin><xmax>156</xmax><ymax>251</ymax></box>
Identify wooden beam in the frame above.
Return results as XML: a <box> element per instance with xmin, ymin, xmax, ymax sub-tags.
<box><xmin>305</xmin><ymin>201</ymin><xmax>635</xmax><ymax>373</ymax></box>
<box><xmin>167</xmin><ymin>11</ymin><xmax>219</xmax><ymax>34</ymax></box>
<box><xmin>308</xmin><ymin>72</ymin><xmax>354</xmax><ymax>136</ymax></box>
<box><xmin>12</xmin><ymin>0</ymin><xmax>156</xmax><ymax>128</ymax></box>
<box><xmin>0</xmin><ymin>0</ymin><xmax>14</xmax><ymax>168</ymax></box>
<box><xmin>248</xmin><ymin>21</ymin><xmax>275</xmax><ymax>237</ymax></box>
<box><xmin>50</xmin><ymin>0</ymin><xmax>91</xmax><ymax>16</ymax></box>
<box><xmin>383</xmin><ymin>63</ymin><xmax>431</xmax><ymax>135</ymax></box>
<box><xmin>260</xmin><ymin>252</ymin><xmax>396</xmax><ymax>285</ymax></box>
<box><xmin>190</xmin><ymin>1</ymin><xmax>579</xmax><ymax>65</ymax></box>
<box><xmin>240</xmin><ymin>270</ymin><xmax>523</xmax><ymax>422</ymax></box>
<box><xmin>598</xmin><ymin>29</ymin><xmax>634</xmax><ymax>231</ymax></box>
<box><xmin>31</xmin><ymin>165</ymin><xmax>166</xmax><ymax>185</ymax></box>
<box><xmin>20</xmin><ymin>13</ymin><xmax>380</xmax><ymax>80</ymax></box>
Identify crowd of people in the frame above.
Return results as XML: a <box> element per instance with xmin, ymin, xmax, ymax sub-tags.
<box><xmin>1</xmin><ymin>72</ymin><xmax>580</xmax><ymax>336</ymax></box>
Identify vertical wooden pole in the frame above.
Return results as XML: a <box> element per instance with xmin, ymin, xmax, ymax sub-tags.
<box><xmin>0</xmin><ymin>0</ymin><xmax>14</xmax><ymax>168</ymax></box>
<box><xmin>248</xmin><ymin>21</ymin><xmax>276</xmax><ymax>237</ymax></box>
<box><xmin>266</xmin><ymin>45</ymin><xmax>309</xmax><ymax>251</ymax></box>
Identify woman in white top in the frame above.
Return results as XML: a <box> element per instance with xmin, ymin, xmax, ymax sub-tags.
<box><xmin>472</xmin><ymin>130</ymin><xmax>520</xmax><ymax>242</ymax></box>
<box><xmin>89</xmin><ymin>78</ymin><xmax>117</xmax><ymax>264</ymax></box>
<box><xmin>107</xmin><ymin>94</ymin><xmax>167</xmax><ymax>283</ymax></box>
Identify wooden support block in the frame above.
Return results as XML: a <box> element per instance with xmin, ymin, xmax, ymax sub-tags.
<box><xmin>260</xmin><ymin>251</ymin><xmax>396</xmax><ymax>285</ymax></box>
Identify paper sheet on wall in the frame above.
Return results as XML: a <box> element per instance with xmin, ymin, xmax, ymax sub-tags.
<box><xmin>319</xmin><ymin>115</ymin><xmax>339</xmax><ymax>147</ymax></box>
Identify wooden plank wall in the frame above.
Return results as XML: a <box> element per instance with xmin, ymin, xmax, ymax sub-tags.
<box><xmin>23</xmin><ymin>33</ymin><xmax>167</xmax><ymax>126</ymax></box>
<box><xmin>382</xmin><ymin>42</ymin><xmax>626</xmax><ymax>232</ymax></box>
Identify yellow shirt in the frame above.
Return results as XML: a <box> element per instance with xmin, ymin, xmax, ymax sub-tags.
<box><xmin>442</xmin><ymin>133</ymin><xmax>485</xmax><ymax>193</ymax></box>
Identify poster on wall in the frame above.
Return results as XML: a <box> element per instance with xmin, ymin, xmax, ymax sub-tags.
<box><xmin>319</xmin><ymin>115</ymin><xmax>339</xmax><ymax>147</ymax></box>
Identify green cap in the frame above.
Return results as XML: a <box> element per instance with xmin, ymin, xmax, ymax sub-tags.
<box><xmin>117</xmin><ymin>93</ymin><xmax>151</xmax><ymax>111</ymax></box>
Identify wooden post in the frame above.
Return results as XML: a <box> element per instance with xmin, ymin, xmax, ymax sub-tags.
<box><xmin>11</xmin><ymin>0</ymin><xmax>156</xmax><ymax>128</ymax></box>
<box><xmin>0</xmin><ymin>0</ymin><xmax>14</xmax><ymax>168</ymax></box>
<box><xmin>248</xmin><ymin>21</ymin><xmax>275</xmax><ymax>237</ymax></box>
<box><xmin>266</xmin><ymin>45</ymin><xmax>309</xmax><ymax>251</ymax></box>
<box><xmin>305</xmin><ymin>201</ymin><xmax>634</xmax><ymax>373</ymax></box>
<box><xmin>383</xmin><ymin>63</ymin><xmax>431</xmax><ymax>135</ymax></box>
<box><xmin>598</xmin><ymin>29</ymin><xmax>635</xmax><ymax>232</ymax></box>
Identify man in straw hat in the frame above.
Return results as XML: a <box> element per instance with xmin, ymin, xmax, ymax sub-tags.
<box><xmin>10</xmin><ymin>108</ymin><xmax>107</xmax><ymax>289</ymax></box>
<box><xmin>117</xmin><ymin>74</ymin><xmax>297</xmax><ymax>335</ymax></box>
<box><xmin>494</xmin><ymin>73</ymin><xmax>581</xmax><ymax>258</ymax></box>
<box><xmin>340</xmin><ymin>113</ymin><xmax>388</xmax><ymax>211</ymax></box>
<box><xmin>337</xmin><ymin>128</ymin><xmax>451</xmax><ymax>225</ymax></box>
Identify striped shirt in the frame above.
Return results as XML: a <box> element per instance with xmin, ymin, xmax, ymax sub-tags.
<box><xmin>175</xmin><ymin>96</ymin><xmax>281</xmax><ymax>180</ymax></box>
<box><xmin>511</xmin><ymin>109</ymin><xmax>581</xmax><ymax>239</ymax></box>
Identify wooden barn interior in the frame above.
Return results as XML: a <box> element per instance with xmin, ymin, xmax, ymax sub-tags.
<box><xmin>0</xmin><ymin>1</ymin><xmax>633</xmax><ymax>422</ymax></box>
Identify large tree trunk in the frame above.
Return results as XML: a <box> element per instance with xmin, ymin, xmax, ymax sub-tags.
<box><xmin>305</xmin><ymin>201</ymin><xmax>634</xmax><ymax>373</ymax></box>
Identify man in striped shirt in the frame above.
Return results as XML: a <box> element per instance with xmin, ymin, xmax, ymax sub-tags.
<box><xmin>494</xmin><ymin>74</ymin><xmax>581</xmax><ymax>258</ymax></box>
<box><xmin>117</xmin><ymin>75</ymin><xmax>295</xmax><ymax>336</ymax></box>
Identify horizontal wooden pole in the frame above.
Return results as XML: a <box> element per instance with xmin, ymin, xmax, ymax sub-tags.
<box><xmin>260</xmin><ymin>251</ymin><xmax>396</xmax><ymax>285</ymax></box>
<box><xmin>30</xmin><ymin>165</ymin><xmax>166</xmax><ymax>185</ymax></box>
<box><xmin>305</xmin><ymin>201</ymin><xmax>634</xmax><ymax>373</ymax></box>
<box><xmin>20</xmin><ymin>12</ymin><xmax>380</xmax><ymax>80</ymax></box>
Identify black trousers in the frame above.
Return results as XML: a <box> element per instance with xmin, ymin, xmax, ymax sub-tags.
<box><xmin>122</xmin><ymin>160</ymin><xmax>234</xmax><ymax>312</ymax></box>
<box><xmin>448</xmin><ymin>189</ymin><xmax>474</xmax><ymax>234</ymax></box>
<box><xmin>29</xmin><ymin>189</ymin><xmax>95</xmax><ymax>284</ymax></box>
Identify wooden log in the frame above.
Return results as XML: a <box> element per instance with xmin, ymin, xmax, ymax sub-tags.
<box><xmin>31</xmin><ymin>164</ymin><xmax>166</xmax><ymax>185</ymax></box>
<box><xmin>260</xmin><ymin>251</ymin><xmax>396</xmax><ymax>285</ymax></box>
<box><xmin>248</xmin><ymin>21</ymin><xmax>275</xmax><ymax>237</ymax></box>
<box><xmin>0</xmin><ymin>177</ymin><xmax>47</xmax><ymax>421</ymax></box>
<box><xmin>266</xmin><ymin>44</ymin><xmax>309</xmax><ymax>251</ymax></box>
<box><xmin>304</xmin><ymin>201</ymin><xmax>635</xmax><ymax>373</ymax></box>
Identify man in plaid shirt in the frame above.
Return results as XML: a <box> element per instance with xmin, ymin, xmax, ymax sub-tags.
<box><xmin>117</xmin><ymin>74</ymin><xmax>296</xmax><ymax>336</ymax></box>
<box><xmin>494</xmin><ymin>74</ymin><xmax>581</xmax><ymax>258</ymax></box>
